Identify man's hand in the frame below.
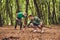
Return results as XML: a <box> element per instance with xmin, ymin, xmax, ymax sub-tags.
<box><xmin>38</xmin><ymin>21</ymin><xmax>43</xmax><ymax>28</ymax></box>
<box><xmin>40</xmin><ymin>22</ymin><xmax>43</xmax><ymax>25</ymax></box>
<box><xmin>16</xmin><ymin>18</ymin><xmax>19</xmax><ymax>20</ymax></box>
<box><xmin>27</xmin><ymin>23</ymin><xmax>33</xmax><ymax>28</ymax></box>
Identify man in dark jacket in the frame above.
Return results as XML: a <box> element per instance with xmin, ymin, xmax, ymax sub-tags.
<box><xmin>28</xmin><ymin>15</ymin><xmax>44</xmax><ymax>33</ymax></box>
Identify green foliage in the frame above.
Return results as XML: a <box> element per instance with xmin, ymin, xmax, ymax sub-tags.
<box><xmin>0</xmin><ymin>0</ymin><xmax>60</xmax><ymax>25</ymax></box>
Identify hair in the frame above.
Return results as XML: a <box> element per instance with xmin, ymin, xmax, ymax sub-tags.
<box><xmin>16</xmin><ymin>10</ymin><xmax>20</xmax><ymax>13</ymax></box>
<box><xmin>28</xmin><ymin>15</ymin><xmax>34</xmax><ymax>17</ymax></box>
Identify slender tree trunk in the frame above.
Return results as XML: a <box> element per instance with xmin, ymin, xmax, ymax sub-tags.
<box><xmin>33</xmin><ymin>0</ymin><xmax>42</xmax><ymax>18</ymax></box>
<box><xmin>0</xmin><ymin>14</ymin><xmax>3</xmax><ymax>26</ymax></box>
<box><xmin>25</xmin><ymin>0</ymin><xmax>29</xmax><ymax>26</ymax></box>
<box><xmin>0</xmin><ymin>0</ymin><xmax>3</xmax><ymax>26</ymax></box>
<box><xmin>10</xmin><ymin>5</ymin><xmax>13</xmax><ymax>25</ymax></box>
<box><xmin>16</xmin><ymin>0</ymin><xmax>20</xmax><ymax>12</ymax></box>
<box><xmin>52</xmin><ymin>0</ymin><xmax>57</xmax><ymax>24</ymax></box>
<box><xmin>47</xmin><ymin>1</ymin><xmax>51</xmax><ymax>24</ymax></box>
<box><xmin>5</xmin><ymin>0</ymin><xmax>11</xmax><ymax>25</ymax></box>
<box><xmin>58</xmin><ymin>1</ymin><xmax>60</xmax><ymax>24</ymax></box>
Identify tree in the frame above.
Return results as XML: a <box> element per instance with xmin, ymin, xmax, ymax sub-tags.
<box><xmin>25</xmin><ymin>0</ymin><xmax>29</xmax><ymax>26</ymax></box>
<box><xmin>33</xmin><ymin>0</ymin><xmax>42</xmax><ymax>18</ymax></box>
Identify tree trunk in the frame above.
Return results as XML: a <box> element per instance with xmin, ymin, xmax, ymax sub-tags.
<box><xmin>0</xmin><ymin>14</ymin><xmax>3</xmax><ymax>26</ymax></box>
<box><xmin>16</xmin><ymin>0</ymin><xmax>20</xmax><ymax>12</ymax></box>
<box><xmin>33</xmin><ymin>0</ymin><xmax>42</xmax><ymax>18</ymax></box>
<box><xmin>0</xmin><ymin>0</ymin><xmax>3</xmax><ymax>26</ymax></box>
<box><xmin>47</xmin><ymin>1</ymin><xmax>51</xmax><ymax>24</ymax></box>
<box><xmin>25</xmin><ymin>0</ymin><xmax>29</xmax><ymax>26</ymax></box>
<box><xmin>10</xmin><ymin>5</ymin><xmax>13</xmax><ymax>25</ymax></box>
<box><xmin>52</xmin><ymin>0</ymin><xmax>57</xmax><ymax>24</ymax></box>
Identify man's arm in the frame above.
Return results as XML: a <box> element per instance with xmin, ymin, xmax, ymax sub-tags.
<box><xmin>27</xmin><ymin>21</ymin><xmax>32</xmax><ymax>27</ymax></box>
<box><xmin>16</xmin><ymin>13</ymin><xmax>19</xmax><ymax>20</ymax></box>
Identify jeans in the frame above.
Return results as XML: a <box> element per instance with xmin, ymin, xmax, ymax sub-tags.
<box><xmin>15</xmin><ymin>18</ymin><xmax>22</xmax><ymax>30</ymax></box>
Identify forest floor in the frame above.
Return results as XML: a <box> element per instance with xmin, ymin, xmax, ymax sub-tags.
<box><xmin>0</xmin><ymin>25</ymin><xmax>60</xmax><ymax>40</ymax></box>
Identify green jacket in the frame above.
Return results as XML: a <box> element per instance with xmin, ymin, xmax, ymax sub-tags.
<box><xmin>17</xmin><ymin>12</ymin><xmax>25</xmax><ymax>19</ymax></box>
<box><xmin>27</xmin><ymin>16</ymin><xmax>40</xmax><ymax>26</ymax></box>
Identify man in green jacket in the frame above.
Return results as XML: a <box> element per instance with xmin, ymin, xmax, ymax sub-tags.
<box><xmin>15</xmin><ymin>11</ymin><xmax>27</xmax><ymax>30</ymax></box>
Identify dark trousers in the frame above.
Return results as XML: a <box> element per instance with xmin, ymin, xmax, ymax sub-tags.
<box><xmin>15</xmin><ymin>19</ymin><xmax>22</xmax><ymax>30</ymax></box>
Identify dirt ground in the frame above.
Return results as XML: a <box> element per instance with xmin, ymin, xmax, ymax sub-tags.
<box><xmin>0</xmin><ymin>25</ymin><xmax>60</xmax><ymax>40</ymax></box>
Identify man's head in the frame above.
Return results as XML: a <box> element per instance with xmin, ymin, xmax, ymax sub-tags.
<box><xmin>28</xmin><ymin>15</ymin><xmax>34</xmax><ymax>20</ymax></box>
<box><xmin>16</xmin><ymin>10</ymin><xmax>20</xmax><ymax>13</ymax></box>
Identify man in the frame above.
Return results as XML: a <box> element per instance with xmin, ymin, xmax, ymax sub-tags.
<box><xmin>15</xmin><ymin>11</ymin><xmax>27</xmax><ymax>30</ymax></box>
<box><xmin>27</xmin><ymin>15</ymin><xmax>44</xmax><ymax>33</ymax></box>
